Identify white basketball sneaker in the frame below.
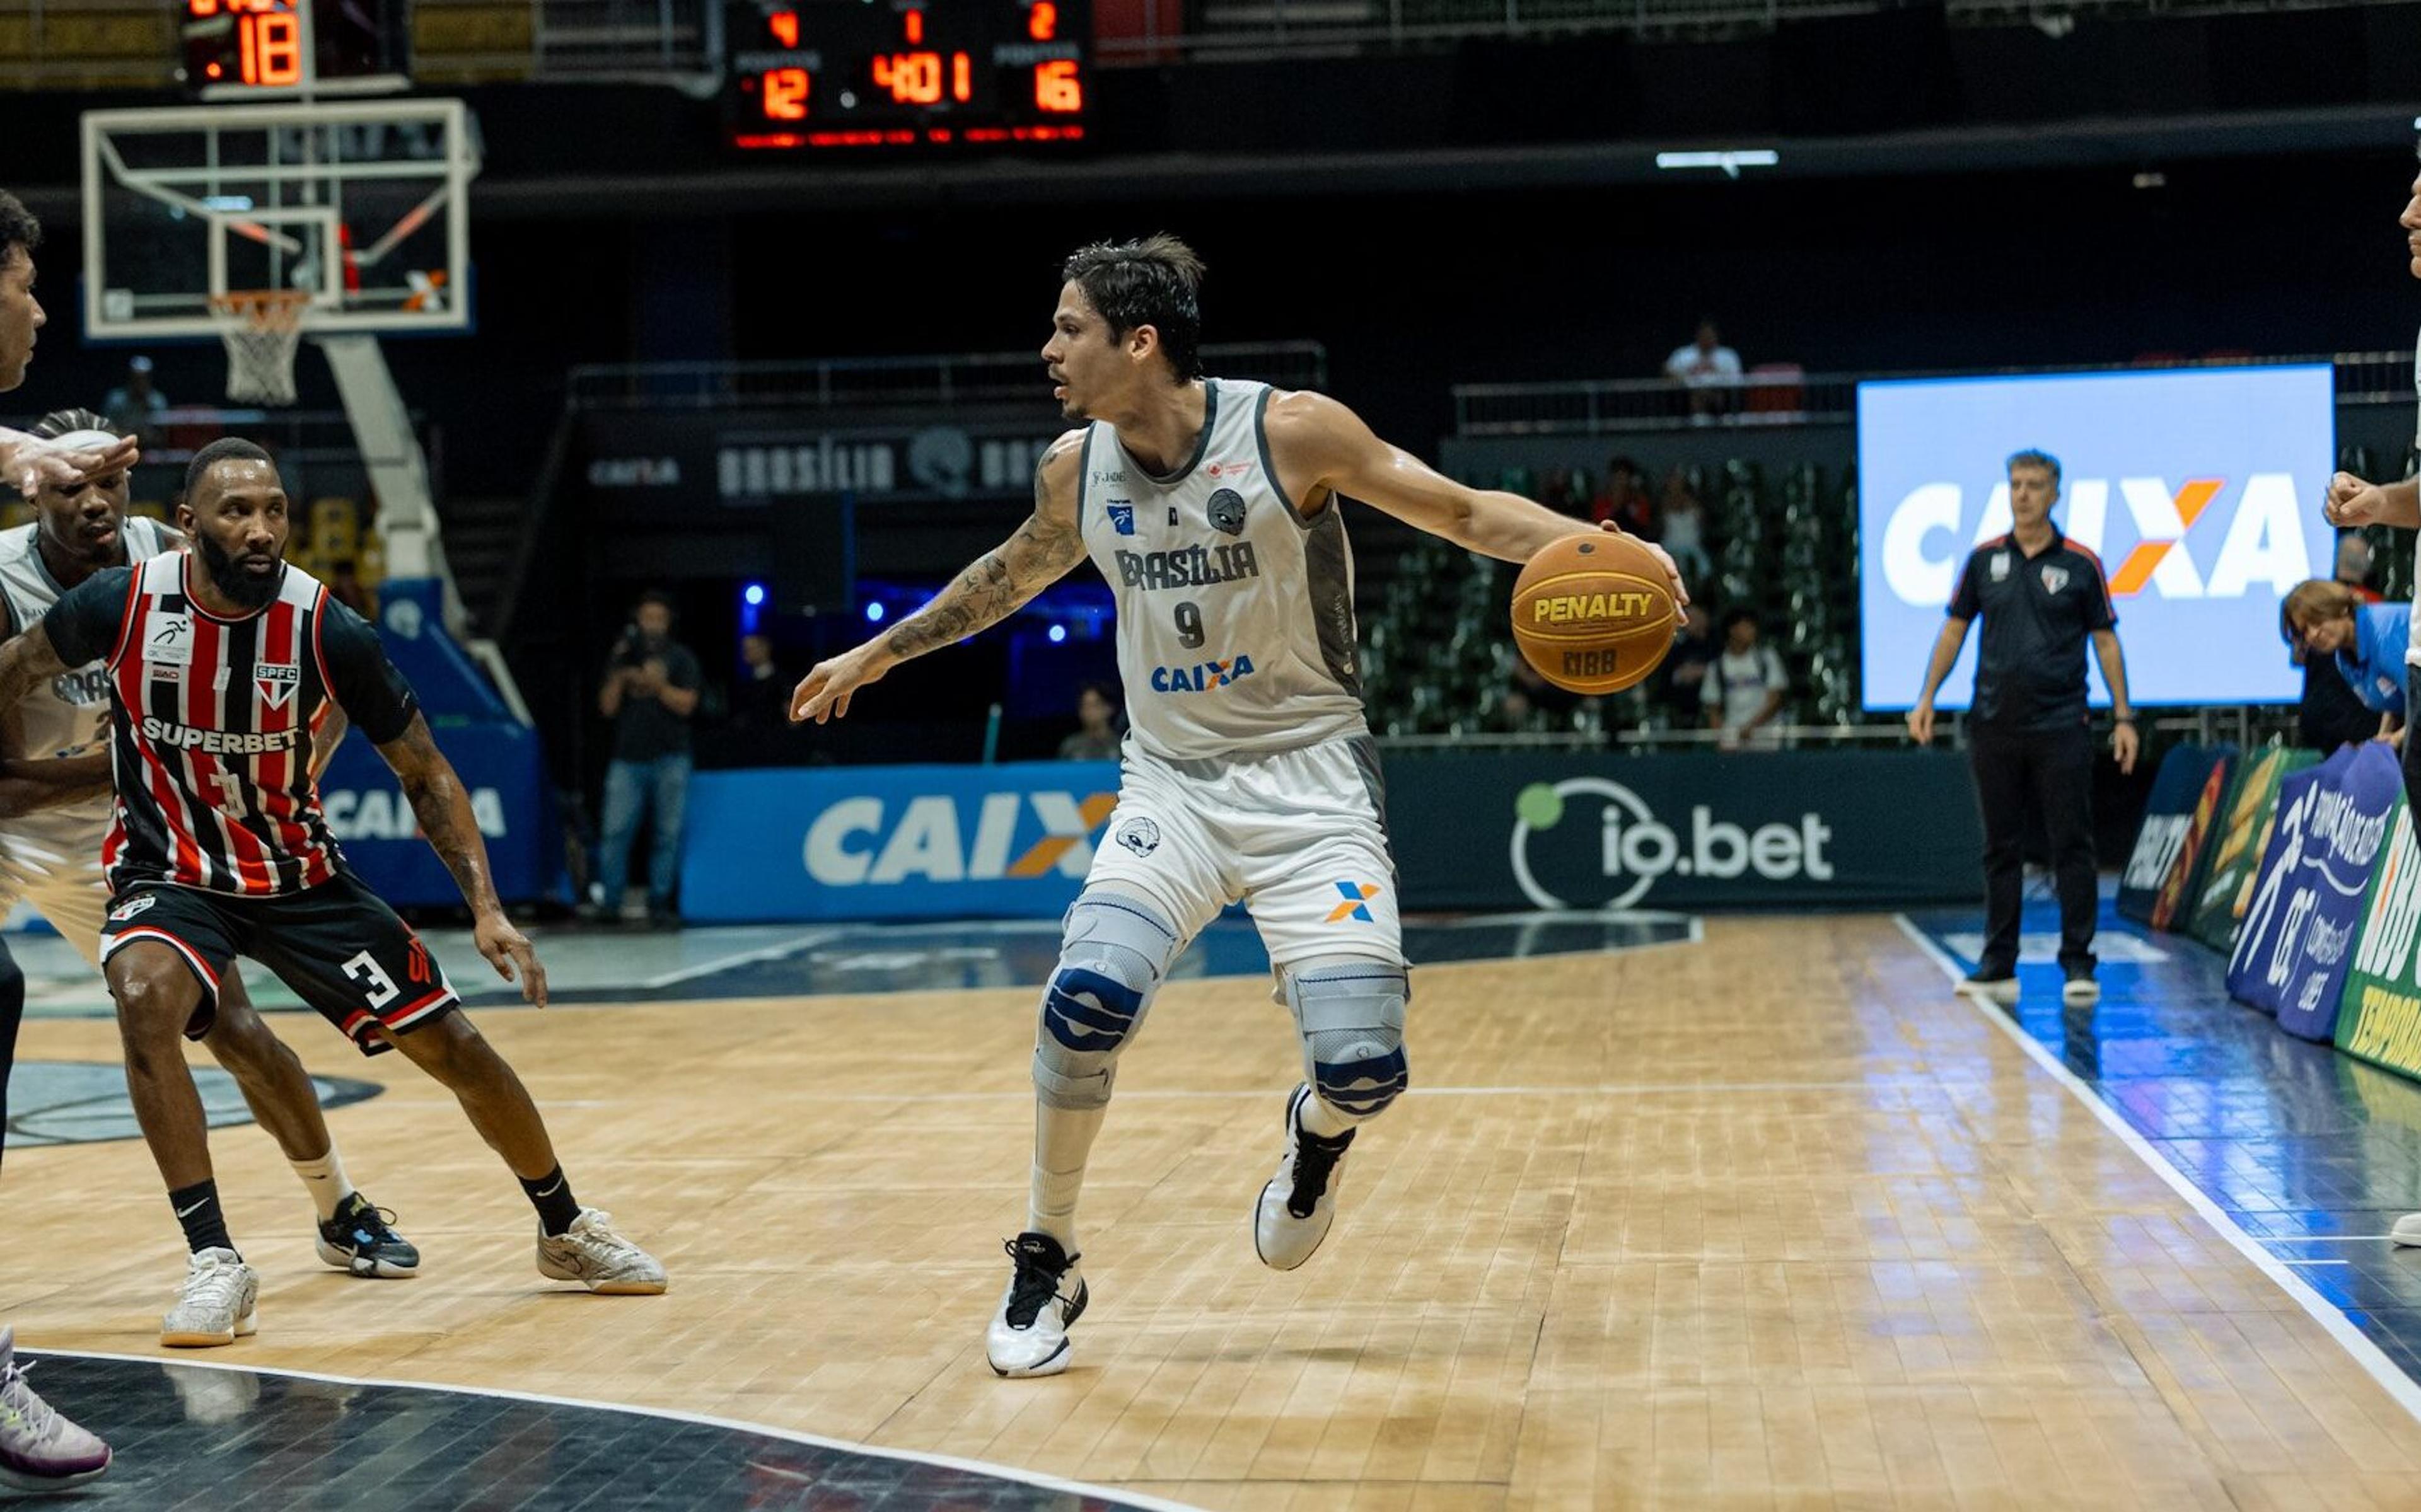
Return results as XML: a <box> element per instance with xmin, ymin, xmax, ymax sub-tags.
<box><xmin>161</xmin><ymin>1248</ymin><xmax>259</xmax><ymax>1348</ymax></box>
<box><xmin>0</xmin><ymin>1327</ymin><xmax>110</xmax><ymax>1491</ymax></box>
<box><xmin>536</xmin><ymin>1209</ymin><xmax>668</xmax><ymax>1295</ymax></box>
<box><xmin>987</xmin><ymin>1233</ymin><xmax>1087</xmax><ymax>1378</ymax></box>
<box><xmin>1255</xmin><ymin>1084</ymin><xmax>1357</xmax><ymax>1272</ymax></box>
<box><xmin>2391</xmin><ymin>1214</ymin><xmax>2421</xmax><ymax>1247</ymax></box>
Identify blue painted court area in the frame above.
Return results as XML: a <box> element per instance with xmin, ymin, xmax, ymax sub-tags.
<box><xmin>1906</xmin><ymin>896</ymin><xmax>2421</xmax><ymax>1387</ymax></box>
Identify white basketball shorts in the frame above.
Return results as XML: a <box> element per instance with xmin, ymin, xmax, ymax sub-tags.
<box><xmin>1081</xmin><ymin>734</ymin><xmax>1404</xmax><ymax>969</ymax></box>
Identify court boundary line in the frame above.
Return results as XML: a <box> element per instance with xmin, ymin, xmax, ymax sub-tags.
<box><xmin>21</xmin><ymin>1346</ymin><xmax>1209</xmax><ymax>1512</ymax></box>
<box><xmin>1892</xmin><ymin>913</ymin><xmax>2421</xmax><ymax>1426</ymax></box>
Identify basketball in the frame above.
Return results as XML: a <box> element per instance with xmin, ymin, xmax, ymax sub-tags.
<box><xmin>1510</xmin><ymin>532</ymin><xmax>1678</xmax><ymax>695</ymax></box>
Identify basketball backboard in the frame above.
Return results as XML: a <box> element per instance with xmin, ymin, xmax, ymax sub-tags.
<box><xmin>81</xmin><ymin>98</ymin><xmax>479</xmax><ymax>342</ymax></box>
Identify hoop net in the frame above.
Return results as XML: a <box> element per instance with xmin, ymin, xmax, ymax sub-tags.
<box><xmin>207</xmin><ymin>291</ymin><xmax>313</xmax><ymax>406</ymax></box>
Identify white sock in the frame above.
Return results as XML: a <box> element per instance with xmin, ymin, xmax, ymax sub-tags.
<box><xmin>289</xmin><ymin>1146</ymin><xmax>356</xmax><ymax>1221</ymax></box>
<box><xmin>1027</xmin><ymin>1101</ymin><xmax>1107</xmax><ymax>1254</ymax></box>
<box><xmin>1298</xmin><ymin>1092</ymin><xmax>1357</xmax><ymax>1140</ymax></box>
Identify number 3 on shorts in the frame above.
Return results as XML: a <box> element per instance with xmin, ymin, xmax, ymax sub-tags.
<box><xmin>343</xmin><ymin>950</ymin><xmax>401</xmax><ymax>1009</ymax></box>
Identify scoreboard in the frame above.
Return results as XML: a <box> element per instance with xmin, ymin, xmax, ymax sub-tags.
<box><xmin>728</xmin><ymin>0</ymin><xmax>1089</xmax><ymax>150</ymax></box>
<box><xmin>178</xmin><ymin>0</ymin><xmax>409</xmax><ymax>96</ymax></box>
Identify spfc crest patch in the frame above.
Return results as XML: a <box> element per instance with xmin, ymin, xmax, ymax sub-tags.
<box><xmin>255</xmin><ymin>662</ymin><xmax>301</xmax><ymax>710</ymax></box>
<box><xmin>2040</xmin><ymin>565</ymin><xmax>2070</xmax><ymax>594</ymax></box>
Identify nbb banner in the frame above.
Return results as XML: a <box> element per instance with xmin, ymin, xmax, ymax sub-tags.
<box><xmin>2340</xmin><ymin>802</ymin><xmax>2421</xmax><ymax>1074</ymax></box>
<box><xmin>680</xmin><ymin>762</ymin><xmax>1123</xmax><ymax>921</ymax></box>
<box><xmin>2118</xmin><ymin>744</ymin><xmax>2232</xmax><ymax>925</ymax></box>
<box><xmin>2227</xmin><ymin>742</ymin><xmax>2400</xmax><ymax>1039</ymax></box>
<box><xmin>1859</xmin><ymin>365</ymin><xmax>2335</xmax><ymax>710</ymax></box>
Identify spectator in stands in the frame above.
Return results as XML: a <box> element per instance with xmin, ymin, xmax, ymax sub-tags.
<box><xmin>1657</xmin><ymin>465</ymin><xmax>1709</xmax><ymax>580</ymax></box>
<box><xmin>730</xmin><ymin>632</ymin><xmax>792</xmax><ymax>733</ymax></box>
<box><xmin>100</xmin><ymin>355</ymin><xmax>166</xmax><ymax>446</ymax></box>
<box><xmin>1590</xmin><ymin>457</ymin><xmax>1655</xmax><ymax>536</ymax></box>
<box><xmin>2338</xmin><ymin>531</ymin><xmax>2379</xmax><ymax>596</ymax></box>
<box><xmin>1536</xmin><ymin>467</ymin><xmax>1582</xmax><ymax>517</ymax></box>
<box><xmin>2284</xmin><ymin>579</ymin><xmax>2408</xmax><ymax>746</ymax></box>
<box><xmin>1663</xmin><ymin>319</ymin><xmax>1742</xmax><ymax>420</ymax></box>
<box><xmin>1703</xmin><ymin>609</ymin><xmax>1788</xmax><ymax>750</ymax></box>
<box><xmin>590</xmin><ymin>589</ymin><xmax>700</xmax><ymax>926</ymax></box>
<box><xmin>1659</xmin><ymin>603</ymin><xmax>1718</xmax><ymax>719</ymax></box>
<box><xmin>1058</xmin><ymin>681</ymin><xmax>1125</xmax><ymax>760</ymax></box>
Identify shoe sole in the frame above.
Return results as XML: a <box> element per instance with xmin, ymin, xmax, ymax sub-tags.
<box><xmin>1253</xmin><ymin>1085</ymin><xmax>1335</xmax><ymax>1273</ymax></box>
<box><xmin>315</xmin><ymin>1238</ymin><xmax>419</xmax><ymax>1279</ymax></box>
<box><xmin>0</xmin><ymin>1459</ymin><xmax>109</xmax><ymax>1491</ymax></box>
<box><xmin>2062</xmin><ymin>983</ymin><xmax>2101</xmax><ymax>1005</ymax></box>
<box><xmin>538</xmin><ymin>1264</ymin><xmax>667</xmax><ymax>1295</ymax></box>
<box><xmin>1958</xmin><ymin>981</ymin><xmax>2021</xmax><ymax>1006</ymax></box>
<box><xmin>989</xmin><ymin>1339</ymin><xmax>1072</xmax><ymax>1378</ymax></box>
<box><xmin>161</xmin><ymin>1307</ymin><xmax>257</xmax><ymax>1349</ymax></box>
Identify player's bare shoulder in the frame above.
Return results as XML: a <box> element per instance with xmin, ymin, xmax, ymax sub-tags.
<box><xmin>1258</xmin><ymin>388</ymin><xmax>1367</xmax><ymax>513</ymax></box>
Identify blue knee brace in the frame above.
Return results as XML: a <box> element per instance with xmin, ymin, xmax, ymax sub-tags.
<box><xmin>1286</xmin><ymin>956</ymin><xmax>1410</xmax><ymax>1122</ymax></box>
<box><xmin>1032</xmin><ymin>892</ymin><xmax>1183</xmax><ymax>1111</ymax></box>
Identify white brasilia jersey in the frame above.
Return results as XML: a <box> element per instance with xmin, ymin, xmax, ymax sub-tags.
<box><xmin>0</xmin><ymin>514</ymin><xmax>171</xmax><ymax>870</ymax></box>
<box><xmin>1077</xmin><ymin>378</ymin><xmax>1370</xmax><ymax>761</ymax></box>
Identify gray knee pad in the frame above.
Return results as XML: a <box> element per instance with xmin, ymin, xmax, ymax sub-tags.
<box><xmin>1031</xmin><ymin>891</ymin><xmax>1184</xmax><ymax>1111</ymax></box>
<box><xmin>1285</xmin><ymin>955</ymin><xmax>1410</xmax><ymax>1122</ymax></box>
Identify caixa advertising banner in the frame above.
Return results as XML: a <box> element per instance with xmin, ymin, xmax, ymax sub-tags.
<box><xmin>1385</xmin><ymin>751</ymin><xmax>1981</xmax><ymax>912</ymax></box>
<box><xmin>680</xmin><ymin>762</ymin><xmax>1123</xmax><ymax>921</ymax></box>
<box><xmin>1858</xmin><ymin>364</ymin><xmax>2334</xmax><ymax>711</ymax></box>
<box><xmin>2226</xmin><ymin>742</ymin><xmax>2400</xmax><ymax>1039</ymax></box>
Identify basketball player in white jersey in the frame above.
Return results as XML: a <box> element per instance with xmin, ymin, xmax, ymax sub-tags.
<box><xmin>0</xmin><ymin>408</ymin><xmax>421</xmax><ymax>1281</ymax></box>
<box><xmin>792</xmin><ymin>234</ymin><xmax>1686</xmax><ymax>1376</ymax></box>
<box><xmin>2324</xmin><ymin>156</ymin><xmax>2421</xmax><ymax>1248</ymax></box>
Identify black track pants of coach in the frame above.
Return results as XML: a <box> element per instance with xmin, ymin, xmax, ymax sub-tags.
<box><xmin>0</xmin><ymin>938</ymin><xmax>23</xmax><ymax>1178</ymax></box>
<box><xmin>1970</xmin><ymin>722</ymin><xmax>2098</xmax><ymax>976</ymax></box>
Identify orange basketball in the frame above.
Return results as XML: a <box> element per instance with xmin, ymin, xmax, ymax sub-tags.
<box><xmin>1511</xmin><ymin>533</ymin><xmax>1678</xmax><ymax>695</ymax></box>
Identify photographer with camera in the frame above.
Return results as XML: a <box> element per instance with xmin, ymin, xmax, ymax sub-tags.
<box><xmin>589</xmin><ymin>589</ymin><xmax>700</xmax><ymax>926</ymax></box>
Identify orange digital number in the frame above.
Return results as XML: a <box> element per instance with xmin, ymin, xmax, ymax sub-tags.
<box><xmin>190</xmin><ymin>0</ymin><xmax>221</xmax><ymax>15</ymax></box>
<box><xmin>1034</xmin><ymin>59</ymin><xmax>1083</xmax><ymax>113</ymax></box>
<box><xmin>770</xmin><ymin>9</ymin><xmax>799</xmax><ymax>45</ymax></box>
<box><xmin>952</xmin><ymin>52</ymin><xmax>971</xmax><ymax>101</ymax></box>
<box><xmin>240</xmin><ymin>11</ymin><xmax>302</xmax><ymax>86</ymax></box>
<box><xmin>877</xmin><ymin>51</ymin><xmax>943</xmax><ymax>104</ymax></box>
<box><xmin>905</xmin><ymin>10</ymin><xmax>924</xmax><ymax>42</ymax></box>
<box><xmin>1029</xmin><ymin>3</ymin><xmax>1058</xmax><ymax>39</ymax></box>
<box><xmin>763</xmin><ymin>66</ymin><xmax>811</xmax><ymax>120</ymax></box>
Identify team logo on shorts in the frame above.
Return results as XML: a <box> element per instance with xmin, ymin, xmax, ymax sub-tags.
<box><xmin>1207</xmin><ymin>488</ymin><xmax>1248</xmax><ymax>536</ymax></box>
<box><xmin>1325</xmin><ymin>881</ymin><xmax>1382</xmax><ymax>923</ymax></box>
<box><xmin>108</xmin><ymin>894</ymin><xmax>156</xmax><ymax>923</ymax></box>
<box><xmin>1115</xmin><ymin>817</ymin><xmax>1161</xmax><ymax>857</ymax></box>
<box><xmin>1106</xmin><ymin>502</ymin><xmax>1136</xmax><ymax>536</ymax></box>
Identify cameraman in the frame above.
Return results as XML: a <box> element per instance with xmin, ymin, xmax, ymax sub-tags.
<box><xmin>591</xmin><ymin>589</ymin><xmax>700</xmax><ymax>925</ymax></box>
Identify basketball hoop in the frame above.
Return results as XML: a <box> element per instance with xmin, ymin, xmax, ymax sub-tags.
<box><xmin>207</xmin><ymin>291</ymin><xmax>313</xmax><ymax>407</ymax></box>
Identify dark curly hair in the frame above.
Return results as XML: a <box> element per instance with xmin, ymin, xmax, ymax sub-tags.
<box><xmin>1061</xmin><ymin>234</ymin><xmax>1205</xmax><ymax>382</ymax></box>
<box><xmin>0</xmin><ymin>191</ymin><xmax>37</xmax><ymax>272</ymax></box>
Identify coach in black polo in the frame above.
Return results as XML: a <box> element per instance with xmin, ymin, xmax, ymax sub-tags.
<box><xmin>1908</xmin><ymin>448</ymin><xmax>2139</xmax><ymax>1007</ymax></box>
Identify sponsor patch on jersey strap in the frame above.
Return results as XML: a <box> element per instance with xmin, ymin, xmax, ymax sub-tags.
<box><xmin>144</xmin><ymin>610</ymin><xmax>193</xmax><ymax>665</ymax></box>
<box><xmin>1113</xmin><ymin>542</ymin><xmax>1262</xmax><ymax>592</ymax></box>
<box><xmin>137</xmin><ymin>717</ymin><xmax>306</xmax><ymax>755</ymax></box>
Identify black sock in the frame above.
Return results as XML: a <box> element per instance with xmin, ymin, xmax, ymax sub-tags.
<box><xmin>168</xmin><ymin>1179</ymin><xmax>236</xmax><ymax>1257</ymax></box>
<box><xmin>520</xmin><ymin>1166</ymin><xmax>581</xmax><ymax>1237</ymax></box>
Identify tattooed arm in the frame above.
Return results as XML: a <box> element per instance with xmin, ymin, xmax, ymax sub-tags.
<box><xmin>791</xmin><ymin>429</ymin><xmax>1089</xmax><ymax>724</ymax></box>
<box><xmin>376</xmin><ymin>713</ymin><xmax>549</xmax><ymax>1006</ymax></box>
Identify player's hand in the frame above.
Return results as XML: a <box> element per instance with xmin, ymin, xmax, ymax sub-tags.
<box><xmin>2327</xmin><ymin>471</ymin><xmax>2391</xmax><ymax>528</ymax></box>
<box><xmin>2113</xmin><ymin>720</ymin><xmax>2139</xmax><ymax>775</ymax></box>
<box><xmin>1</xmin><ymin>432</ymin><xmax>140</xmax><ymax>499</ymax></box>
<box><xmin>1598</xmin><ymin>521</ymin><xmax>1690</xmax><ymax>606</ymax></box>
<box><xmin>1907</xmin><ymin>701</ymin><xmax>1936</xmax><ymax>746</ymax></box>
<box><xmin>475</xmin><ymin>911</ymin><xmax>550</xmax><ymax>1009</ymax></box>
<box><xmin>791</xmin><ymin>646</ymin><xmax>890</xmax><ymax>724</ymax></box>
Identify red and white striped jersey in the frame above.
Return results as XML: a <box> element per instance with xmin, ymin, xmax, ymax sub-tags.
<box><xmin>44</xmin><ymin>555</ymin><xmax>421</xmax><ymax>897</ymax></box>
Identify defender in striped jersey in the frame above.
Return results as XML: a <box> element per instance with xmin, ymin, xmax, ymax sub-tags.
<box><xmin>0</xmin><ymin>439</ymin><xmax>665</xmax><ymax>1347</ymax></box>
<box><xmin>0</xmin><ymin>408</ymin><xmax>418</xmax><ymax>1286</ymax></box>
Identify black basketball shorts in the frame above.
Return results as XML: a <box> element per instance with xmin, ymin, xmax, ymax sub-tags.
<box><xmin>98</xmin><ymin>870</ymin><xmax>460</xmax><ymax>1056</ymax></box>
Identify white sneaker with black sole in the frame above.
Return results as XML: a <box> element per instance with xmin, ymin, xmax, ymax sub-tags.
<box><xmin>1255</xmin><ymin>1083</ymin><xmax>1356</xmax><ymax>1272</ymax></box>
<box><xmin>988</xmin><ymin>1233</ymin><xmax>1087</xmax><ymax>1378</ymax></box>
<box><xmin>160</xmin><ymin>1249</ymin><xmax>258</xmax><ymax>1348</ymax></box>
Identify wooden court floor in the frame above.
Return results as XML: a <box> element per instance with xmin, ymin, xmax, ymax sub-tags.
<box><xmin>8</xmin><ymin>913</ymin><xmax>2421</xmax><ymax>1509</ymax></box>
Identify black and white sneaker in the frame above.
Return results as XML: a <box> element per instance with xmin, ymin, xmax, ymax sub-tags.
<box><xmin>987</xmin><ymin>1233</ymin><xmax>1087</xmax><ymax>1378</ymax></box>
<box><xmin>1254</xmin><ymin>1083</ymin><xmax>1356</xmax><ymax>1272</ymax></box>
<box><xmin>2062</xmin><ymin>961</ymin><xmax>2100</xmax><ymax>1006</ymax></box>
<box><xmin>1958</xmin><ymin>969</ymin><xmax>2019</xmax><ymax>1005</ymax></box>
<box><xmin>315</xmin><ymin>1193</ymin><xmax>421</xmax><ymax>1279</ymax></box>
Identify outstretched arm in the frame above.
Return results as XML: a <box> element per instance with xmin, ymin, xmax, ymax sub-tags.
<box><xmin>376</xmin><ymin>714</ymin><xmax>548</xmax><ymax>1006</ymax></box>
<box><xmin>0</xmin><ymin>429</ymin><xmax>142</xmax><ymax>500</ymax></box>
<box><xmin>791</xmin><ymin>430</ymin><xmax>1089</xmax><ymax>723</ymax></box>
<box><xmin>1260</xmin><ymin>391</ymin><xmax>1688</xmax><ymax>601</ymax></box>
